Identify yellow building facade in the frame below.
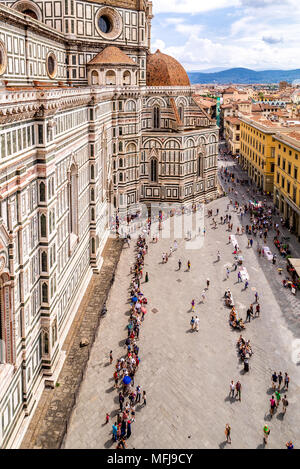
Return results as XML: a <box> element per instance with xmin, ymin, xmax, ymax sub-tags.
<box><xmin>273</xmin><ymin>131</ymin><xmax>300</xmax><ymax>236</ymax></box>
<box><xmin>240</xmin><ymin>116</ymin><xmax>279</xmax><ymax>193</ymax></box>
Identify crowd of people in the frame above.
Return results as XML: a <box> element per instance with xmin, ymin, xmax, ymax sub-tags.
<box><xmin>220</xmin><ymin>148</ymin><xmax>295</xmax><ymax>448</ymax></box>
<box><xmin>109</xmin><ymin>232</ymin><xmax>149</xmax><ymax>448</ymax></box>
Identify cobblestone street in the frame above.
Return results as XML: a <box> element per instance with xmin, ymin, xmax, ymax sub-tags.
<box><xmin>63</xmin><ymin>179</ymin><xmax>300</xmax><ymax>449</ymax></box>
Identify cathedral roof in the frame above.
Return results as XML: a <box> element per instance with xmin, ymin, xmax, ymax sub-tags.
<box><xmin>146</xmin><ymin>50</ymin><xmax>190</xmax><ymax>87</ymax></box>
<box><xmin>83</xmin><ymin>0</ymin><xmax>145</xmax><ymax>10</ymax></box>
<box><xmin>88</xmin><ymin>46</ymin><xmax>138</xmax><ymax>66</ymax></box>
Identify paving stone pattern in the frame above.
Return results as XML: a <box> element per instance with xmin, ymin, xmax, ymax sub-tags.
<box><xmin>63</xmin><ymin>194</ymin><xmax>300</xmax><ymax>449</ymax></box>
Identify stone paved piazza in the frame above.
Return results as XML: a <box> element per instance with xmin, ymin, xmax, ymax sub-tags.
<box><xmin>63</xmin><ymin>195</ymin><xmax>300</xmax><ymax>449</ymax></box>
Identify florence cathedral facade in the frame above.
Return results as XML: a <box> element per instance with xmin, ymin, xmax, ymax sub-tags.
<box><xmin>0</xmin><ymin>0</ymin><xmax>218</xmax><ymax>447</ymax></box>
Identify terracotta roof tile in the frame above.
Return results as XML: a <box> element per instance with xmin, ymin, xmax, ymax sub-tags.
<box><xmin>146</xmin><ymin>50</ymin><xmax>190</xmax><ymax>87</ymax></box>
<box><xmin>88</xmin><ymin>46</ymin><xmax>137</xmax><ymax>66</ymax></box>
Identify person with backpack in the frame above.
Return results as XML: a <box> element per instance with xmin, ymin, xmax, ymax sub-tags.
<box><xmin>190</xmin><ymin>316</ymin><xmax>195</xmax><ymax>331</ymax></box>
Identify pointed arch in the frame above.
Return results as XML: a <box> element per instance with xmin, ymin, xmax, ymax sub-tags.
<box><xmin>150</xmin><ymin>158</ymin><xmax>158</xmax><ymax>183</ymax></box>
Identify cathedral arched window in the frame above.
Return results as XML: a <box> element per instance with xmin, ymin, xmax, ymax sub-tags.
<box><xmin>40</xmin><ymin>214</ymin><xmax>47</xmax><ymax>237</ymax></box>
<box><xmin>119</xmin><ymin>141</ymin><xmax>123</xmax><ymax>152</ymax></box>
<box><xmin>179</xmin><ymin>106</ymin><xmax>184</xmax><ymax>123</ymax></box>
<box><xmin>41</xmin><ymin>251</ymin><xmax>48</xmax><ymax>272</ymax></box>
<box><xmin>123</xmin><ymin>71</ymin><xmax>131</xmax><ymax>86</ymax></box>
<box><xmin>13</xmin><ymin>1</ymin><xmax>42</xmax><ymax>21</ymax></box>
<box><xmin>91</xmin><ymin>70</ymin><xmax>99</xmax><ymax>85</ymax></box>
<box><xmin>150</xmin><ymin>158</ymin><xmax>158</xmax><ymax>182</ymax></box>
<box><xmin>105</xmin><ymin>70</ymin><xmax>116</xmax><ymax>86</ymax></box>
<box><xmin>39</xmin><ymin>182</ymin><xmax>45</xmax><ymax>202</ymax></box>
<box><xmin>42</xmin><ymin>282</ymin><xmax>48</xmax><ymax>303</ymax></box>
<box><xmin>91</xmin><ymin>164</ymin><xmax>95</xmax><ymax>180</ymax></box>
<box><xmin>69</xmin><ymin>165</ymin><xmax>78</xmax><ymax>236</ymax></box>
<box><xmin>153</xmin><ymin>107</ymin><xmax>160</xmax><ymax>129</ymax></box>
<box><xmin>23</xmin><ymin>9</ymin><xmax>38</xmax><ymax>19</ymax></box>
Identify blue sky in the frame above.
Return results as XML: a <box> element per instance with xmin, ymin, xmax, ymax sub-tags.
<box><xmin>150</xmin><ymin>0</ymin><xmax>300</xmax><ymax>71</ymax></box>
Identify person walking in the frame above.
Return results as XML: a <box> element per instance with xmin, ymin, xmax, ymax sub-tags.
<box><xmin>226</xmin><ymin>267</ymin><xmax>230</xmax><ymax>279</ymax></box>
<box><xmin>238</xmin><ymin>271</ymin><xmax>242</xmax><ymax>283</ymax></box>
<box><xmin>272</xmin><ymin>372</ymin><xmax>278</xmax><ymax>390</ymax></box>
<box><xmin>270</xmin><ymin>395</ymin><xmax>276</xmax><ymax>417</ymax></box>
<box><xmin>229</xmin><ymin>381</ymin><xmax>235</xmax><ymax>398</ymax></box>
<box><xmin>255</xmin><ymin>291</ymin><xmax>259</xmax><ymax>303</ymax></box>
<box><xmin>244</xmin><ymin>280</ymin><xmax>249</xmax><ymax>289</ymax></box>
<box><xmin>246</xmin><ymin>308</ymin><xmax>252</xmax><ymax>323</ymax></box>
<box><xmin>112</xmin><ymin>422</ymin><xmax>118</xmax><ymax>442</ymax></box>
<box><xmin>178</xmin><ymin>259</ymin><xmax>182</xmax><ymax>270</ymax></box>
<box><xmin>278</xmin><ymin>371</ymin><xmax>283</xmax><ymax>390</ymax></box>
<box><xmin>225</xmin><ymin>424</ymin><xmax>231</xmax><ymax>444</ymax></box>
<box><xmin>145</xmin><ymin>272</ymin><xmax>149</xmax><ymax>282</ymax></box>
<box><xmin>194</xmin><ymin>316</ymin><xmax>199</xmax><ymax>332</ymax></box>
<box><xmin>121</xmin><ymin>419</ymin><xmax>127</xmax><ymax>438</ymax></box>
<box><xmin>235</xmin><ymin>381</ymin><xmax>241</xmax><ymax>401</ymax></box>
<box><xmin>275</xmin><ymin>390</ymin><xmax>281</xmax><ymax>407</ymax></box>
<box><xmin>263</xmin><ymin>425</ymin><xmax>270</xmax><ymax>444</ymax></box>
<box><xmin>255</xmin><ymin>303</ymin><xmax>260</xmax><ymax>317</ymax></box>
<box><xmin>217</xmin><ymin>250</ymin><xmax>220</xmax><ymax>261</ymax></box>
<box><xmin>282</xmin><ymin>395</ymin><xmax>289</xmax><ymax>414</ymax></box>
<box><xmin>136</xmin><ymin>385</ymin><xmax>141</xmax><ymax>403</ymax></box>
<box><xmin>142</xmin><ymin>390</ymin><xmax>146</xmax><ymax>406</ymax></box>
<box><xmin>206</xmin><ymin>278</ymin><xmax>210</xmax><ymax>289</ymax></box>
<box><xmin>250</xmin><ymin>238</ymin><xmax>253</xmax><ymax>247</ymax></box>
<box><xmin>114</xmin><ymin>370</ymin><xmax>119</xmax><ymax>389</ymax></box>
<box><xmin>126</xmin><ymin>419</ymin><xmax>132</xmax><ymax>439</ymax></box>
<box><xmin>191</xmin><ymin>299</ymin><xmax>195</xmax><ymax>311</ymax></box>
<box><xmin>110</xmin><ymin>350</ymin><xmax>113</xmax><ymax>364</ymax></box>
<box><xmin>201</xmin><ymin>290</ymin><xmax>206</xmax><ymax>303</ymax></box>
<box><xmin>286</xmin><ymin>441</ymin><xmax>294</xmax><ymax>449</ymax></box>
<box><xmin>187</xmin><ymin>260</ymin><xmax>191</xmax><ymax>271</ymax></box>
<box><xmin>284</xmin><ymin>373</ymin><xmax>290</xmax><ymax>390</ymax></box>
<box><xmin>190</xmin><ymin>316</ymin><xmax>195</xmax><ymax>331</ymax></box>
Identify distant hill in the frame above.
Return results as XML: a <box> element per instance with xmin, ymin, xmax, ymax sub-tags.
<box><xmin>187</xmin><ymin>67</ymin><xmax>300</xmax><ymax>84</ymax></box>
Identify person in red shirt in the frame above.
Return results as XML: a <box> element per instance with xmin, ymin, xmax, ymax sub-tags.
<box><xmin>270</xmin><ymin>395</ymin><xmax>276</xmax><ymax>417</ymax></box>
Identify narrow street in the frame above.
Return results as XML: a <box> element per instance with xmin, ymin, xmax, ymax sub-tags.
<box><xmin>219</xmin><ymin>156</ymin><xmax>300</xmax><ymax>339</ymax></box>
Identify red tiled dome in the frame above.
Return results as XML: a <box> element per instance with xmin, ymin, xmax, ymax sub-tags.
<box><xmin>147</xmin><ymin>50</ymin><xmax>190</xmax><ymax>87</ymax></box>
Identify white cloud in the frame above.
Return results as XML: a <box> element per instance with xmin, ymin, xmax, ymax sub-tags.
<box><xmin>153</xmin><ymin>0</ymin><xmax>240</xmax><ymax>14</ymax></box>
<box><xmin>151</xmin><ymin>0</ymin><xmax>300</xmax><ymax>70</ymax></box>
<box><xmin>151</xmin><ymin>39</ymin><xmax>166</xmax><ymax>53</ymax></box>
<box><xmin>164</xmin><ymin>18</ymin><xmax>185</xmax><ymax>25</ymax></box>
<box><xmin>175</xmin><ymin>23</ymin><xmax>203</xmax><ymax>35</ymax></box>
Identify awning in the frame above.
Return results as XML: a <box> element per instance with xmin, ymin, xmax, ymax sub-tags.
<box><xmin>288</xmin><ymin>258</ymin><xmax>300</xmax><ymax>277</ymax></box>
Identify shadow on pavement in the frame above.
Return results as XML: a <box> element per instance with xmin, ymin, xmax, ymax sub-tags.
<box><xmin>219</xmin><ymin>440</ymin><xmax>228</xmax><ymax>449</ymax></box>
<box><xmin>104</xmin><ymin>438</ymin><xmax>115</xmax><ymax>448</ymax></box>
